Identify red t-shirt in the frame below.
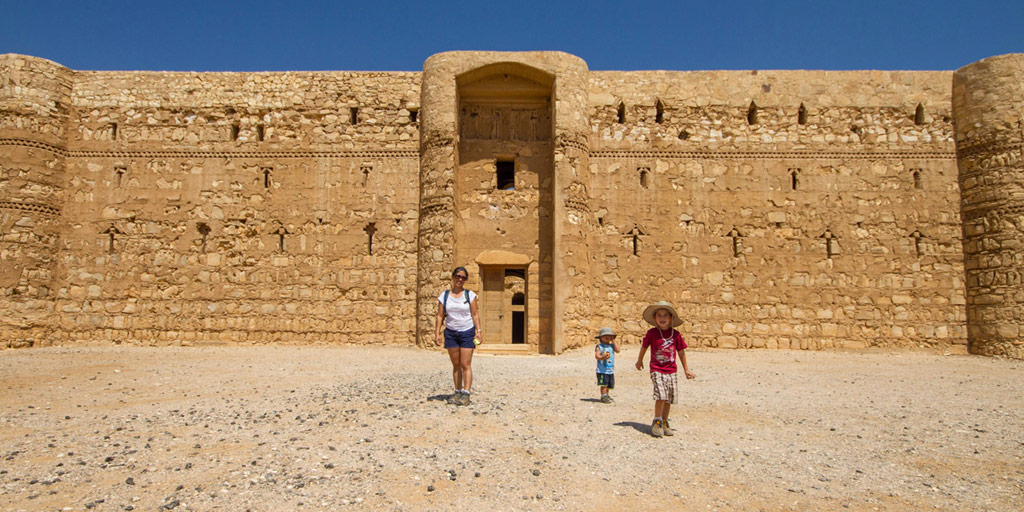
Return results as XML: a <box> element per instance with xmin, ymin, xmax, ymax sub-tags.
<box><xmin>641</xmin><ymin>327</ymin><xmax>687</xmax><ymax>374</ymax></box>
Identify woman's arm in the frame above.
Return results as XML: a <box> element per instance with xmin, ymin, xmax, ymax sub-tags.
<box><xmin>469</xmin><ymin>293</ymin><xmax>483</xmax><ymax>342</ymax></box>
<box><xmin>434</xmin><ymin>300</ymin><xmax>445</xmax><ymax>346</ymax></box>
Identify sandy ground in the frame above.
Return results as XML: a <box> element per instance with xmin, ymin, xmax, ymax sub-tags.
<box><xmin>0</xmin><ymin>344</ymin><xmax>1021</xmax><ymax>511</ymax></box>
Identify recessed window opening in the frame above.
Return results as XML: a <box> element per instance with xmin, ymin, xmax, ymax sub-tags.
<box><xmin>789</xmin><ymin>168</ymin><xmax>800</xmax><ymax>190</ymax></box>
<box><xmin>261</xmin><ymin>167</ymin><xmax>272</xmax><ymax>188</ymax></box>
<box><xmin>639</xmin><ymin>167</ymin><xmax>650</xmax><ymax>189</ymax></box>
<box><xmin>409</xmin><ymin>108</ymin><xmax>418</xmax><ymax>123</ymax></box>
<box><xmin>350</xmin><ymin>107</ymin><xmax>359</xmax><ymax>125</ymax></box>
<box><xmin>617</xmin><ymin>102</ymin><xmax>626</xmax><ymax>124</ymax></box>
<box><xmin>914</xmin><ymin>103</ymin><xmax>925</xmax><ymax>125</ymax></box>
<box><xmin>110</xmin><ymin>123</ymin><xmax>118</xmax><ymax>140</ymax></box>
<box><xmin>256</xmin><ymin>124</ymin><xmax>265</xmax><ymax>141</ymax></box>
<box><xmin>655</xmin><ymin>99</ymin><xmax>665</xmax><ymax>124</ymax></box>
<box><xmin>231</xmin><ymin>124</ymin><xmax>240</xmax><ymax>141</ymax></box>
<box><xmin>747</xmin><ymin>102</ymin><xmax>758</xmax><ymax>125</ymax></box>
<box><xmin>496</xmin><ymin>159</ymin><xmax>515</xmax><ymax>190</ymax></box>
<box><xmin>912</xmin><ymin>168</ymin><xmax>923</xmax><ymax>189</ymax></box>
<box><xmin>798</xmin><ymin>103</ymin><xmax>808</xmax><ymax>125</ymax></box>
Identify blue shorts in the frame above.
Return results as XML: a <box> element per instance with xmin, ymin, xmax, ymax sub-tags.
<box><xmin>444</xmin><ymin>327</ymin><xmax>476</xmax><ymax>349</ymax></box>
<box><xmin>597</xmin><ymin>373</ymin><xmax>615</xmax><ymax>389</ymax></box>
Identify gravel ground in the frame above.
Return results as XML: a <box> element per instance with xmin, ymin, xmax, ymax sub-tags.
<box><xmin>0</xmin><ymin>345</ymin><xmax>1021</xmax><ymax>511</ymax></box>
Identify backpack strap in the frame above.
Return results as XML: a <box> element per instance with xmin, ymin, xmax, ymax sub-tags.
<box><xmin>442</xmin><ymin>289</ymin><xmax>450</xmax><ymax>317</ymax></box>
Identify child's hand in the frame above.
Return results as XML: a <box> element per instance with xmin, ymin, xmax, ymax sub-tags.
<box><xmin>635</xmin><ymin>360</ymin><xmax>644</xmax><ymax>371</ymax></box>
<box><xmin>684</xmin><ymin>370</ymin><xmax>696</xmax><ymax>380</ymax></box>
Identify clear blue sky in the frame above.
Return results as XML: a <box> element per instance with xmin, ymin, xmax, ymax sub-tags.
<box><xmin>1</xmin><ymin>0</ymin><xmax>1021</xmax><ymax>72</ymax></box>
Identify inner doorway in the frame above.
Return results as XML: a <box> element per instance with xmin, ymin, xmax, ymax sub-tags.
<box><xmin>479</xmin><ymin>266</ymin><xmax>528</xmax><ymax>345</ymax></box>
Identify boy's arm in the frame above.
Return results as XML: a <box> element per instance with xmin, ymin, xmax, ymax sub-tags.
<box><xmin>595</xmin><ymin>345</ymin><xmax>604</xmax><ymax>360</ymax></box>
<box><xmin>679</xmin><ymin>349</ymin><xmax>696</xmax><ymax>379</ymax></box>
<box><xmin>635</xmin><ymin>344</ymin><xmax>647</xmax><ymax>370</ymax></box>
<box><xmin>612</xmin><ymin>339</ymin><xmax>621</xmax><ymax>353</ymax></box>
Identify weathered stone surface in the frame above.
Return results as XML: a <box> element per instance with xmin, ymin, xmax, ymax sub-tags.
<box><xmin>0</xmin><ymin>51</ymin><xmax>1021</xmax><ymax>357</ymax></box>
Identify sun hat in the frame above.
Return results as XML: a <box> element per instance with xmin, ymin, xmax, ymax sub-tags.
<box><xmin>594</xmin><ymin>327</ymin><xmax>617</xmax><ymax>340</ymax></box>
<box><xmin>642</xmin><ymin>300</ymin><xmax>683</xmax><ymax>327</ymax></box>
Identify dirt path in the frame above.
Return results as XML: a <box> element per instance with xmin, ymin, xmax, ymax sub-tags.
<box><xmin>1</xmin><ymin>345</ymin><xmax>1021</xmax><ymax>511</ymax></box>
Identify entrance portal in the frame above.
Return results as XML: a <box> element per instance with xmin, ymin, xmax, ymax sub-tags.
<box><xmin>479</xmin><ymin>266</ymin><xmax>528</xmax><ymax>345</ymax></box>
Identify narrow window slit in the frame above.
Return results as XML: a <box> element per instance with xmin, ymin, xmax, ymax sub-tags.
<box><xmin>914</xmin><ymin>104</ymin><xmax>925</xmax><ymax>125</ymax></box>
<box><xmin>747</xmin><ymin>102</ymin><xmax>758</xmax><ymax>125</ymax></box>
<box><xmin>798</xmin><ymin>103</ymin><xmax>808</xmax><ymax>125</ymax></box>
<box><xmin>114</xmin><ymin>166</ymin><xmax>127</xmax><ymax>188</ymax></box>
<box><xmin>350</xmin><ymin>107</ymin><xmax>359</xmax><ymax>125</ymax></box>
<box><xmin>361</xmin><ymin>165</ymin><xmax>372</xmax><ymax>187</ymax></box>
<box><xmin>617</xmin><ymin>102</ymin><xmax>626</xmax><ymax>124</ymax></box>
<box><xmin>638</xmin><ymin>167</ymin><xmax>650</xmax><ymax>189</ymax></box>
<box><xmin>196</xmin><ymin>223</ymin><xmax>211</xmax><ymax>253</ymax></box>
<box><xmin>256</xmin><ymin>124</ymin><xmax>265</xmax><ymax>141</ymax></box>
<box><xmin>231</xmin><ymin>124</ymin><xmax>240</xmax><ymax>141</ymax></box>
<box><xmin>364</xmin><ymin>222</ymin><xmax>377</xmax><ymax>255</ymax></box>
<box><xmin>789</xmin><ymin>168</ymin><xmax>800</xmax><ymax>191</ymax></box>
<box><xmin>655</xmin><ymin>99</ymin><xmax>664</xmax><ymax>124</ymax></box>
<box><xmin>262</xmin><ymin>167</ymin><xmax>272</xmax><ymax>188</ymax></box>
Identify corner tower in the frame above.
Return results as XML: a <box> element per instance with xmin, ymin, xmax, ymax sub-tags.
<box><xmin>953</xmin><ymin>53</ymin><xmax>1024</xmax><ymax>358</ymax></box>
<box><xmin>417</xmin><ymin>52</ymin><xmax>591</xmax><ymax>353</ymax></box>
<box><xmin>0</xmin><ymin>55</ymin><xmax>72</xmax><ymax>347</ymax></box>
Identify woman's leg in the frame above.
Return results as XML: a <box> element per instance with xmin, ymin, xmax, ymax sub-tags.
<box><xmin>447</xmin><ymin>347</ymin><xmax>463</xmax><ymax>390</ymax></box>
<box><xmin>459</xmin><ymin>347</ymin><xmax>474</xmax><ymax>392</ymax></box>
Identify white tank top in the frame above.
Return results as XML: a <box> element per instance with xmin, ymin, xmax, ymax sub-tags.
<box><xmin>439</xmin><ymin>289</ymin><xmax>476</xmax><ymax>331</ymax></box>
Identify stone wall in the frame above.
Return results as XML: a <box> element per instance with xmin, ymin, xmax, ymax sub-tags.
<box><xmin>1</xmin><ymin>58</ymin><xmax>425</xmax><ymax>346</ymax></box>
<box><xmin>953</xmin><ymin>54</ymin><xmax>1024</xmax><ymax>358</ymax></box>
<box><xmin>579</xmin><ymin>70</ymin><xmax>966</xmax><ymax>351</ymax></box>
<box><xmin>3</xmin><ymin>51</ymin><xmax>1022</xmax><ymax>356</ymax></box>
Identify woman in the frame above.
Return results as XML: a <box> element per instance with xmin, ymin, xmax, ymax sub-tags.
<box><xmin>434</xmin><ymin>266</ymin><xmax>483</xmax><ymax>406</ymax></box>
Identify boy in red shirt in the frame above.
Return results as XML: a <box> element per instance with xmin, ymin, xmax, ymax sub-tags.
<box><xmin>635</xmin><ymin>301</ymin><xmax>696</xmax><ymax>438</ymax></box>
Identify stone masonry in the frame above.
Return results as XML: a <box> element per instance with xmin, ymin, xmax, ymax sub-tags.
<box><xmin>1</xmin><ymin>51</ymin><xmax>1022</xmax><ymax>358</ymax></box>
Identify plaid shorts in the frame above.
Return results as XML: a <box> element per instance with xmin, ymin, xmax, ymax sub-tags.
<box><xmin>651</xmin><ymin>371</ymin><xmax>678</xmax><ymax>404</ymax></box>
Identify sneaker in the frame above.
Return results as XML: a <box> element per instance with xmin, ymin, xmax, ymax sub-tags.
<box><xmin>651</xmin><ymin>419</ymin><xmax>663</xmax><ymax>438</ymax></box>
<box><xmin>600</xmin><ymin>394</ymin><xmax>611</xmax><ymax>404</ymax></box>
<box><xmin>662</xmin><ymin>419</ymin><xmax>674</xmax><ymax>436</ymax></box>
<box><xmin>460</xmin><ymin>393</ymin><xmax>471</xmax><ymax>406</ymax></box>
<box><xmin>446</xmin><ymin>393</ymin><xmax>458</xmax><ymax>405</ymax></box>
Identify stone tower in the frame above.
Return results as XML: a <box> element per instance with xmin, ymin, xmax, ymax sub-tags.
<box><xmin>0</xmin><ymin>56</ymin><xmax>71</xmax><ymax>348</ymax></box>
<box><xmin>953</xmin><ymin>53</ymin><xmax>1024</xmax><ymax>358</ymax></box>
<box><xmin>417</xmin><ymin>52</ymin><xmax>591</xmax><ymax>353</ymax></box>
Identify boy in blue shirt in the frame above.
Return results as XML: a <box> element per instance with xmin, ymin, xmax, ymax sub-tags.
<box><xmin>594</xmin><ymin>327</ymin><xmax>620</xmax><ymax>403</ymax></box>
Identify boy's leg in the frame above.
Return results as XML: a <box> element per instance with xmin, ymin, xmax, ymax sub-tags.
<box><xmin>600</xmin><ymin>385</ymin><xmax>608</xmax><ymax>395</ymax></box>
<box><xmin>654</xmin><ymin>399</ymin><xmax>666</xmax><ymax>419</ymax></box>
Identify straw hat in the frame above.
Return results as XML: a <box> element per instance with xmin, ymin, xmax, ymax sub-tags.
<box><xmin>642</xmin><ymin>301</ymin><xmax>683</xmax><ymax>327</ymax></box>
<box><xmin>594</xmin><ymin>326</ymin><xmax>617</xmax><ymax>339</ymax></box>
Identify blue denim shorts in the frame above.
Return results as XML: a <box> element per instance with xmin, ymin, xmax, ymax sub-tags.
<box><xmin>443</xmin><ymin>327</ymin><xmax>476</xmax><ymax>349</ymax></box>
